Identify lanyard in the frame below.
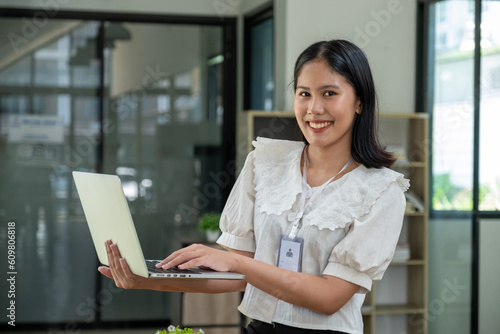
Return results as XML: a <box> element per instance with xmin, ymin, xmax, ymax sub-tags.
<box><xmin>287</xmin><ymin>148</ymin><xmax>353</xmax><ymax>240</ymax></box>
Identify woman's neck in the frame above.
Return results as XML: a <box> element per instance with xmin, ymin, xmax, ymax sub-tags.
<box><xmin>306</xmin><ymin>145</ymin><xmax>351</xmax><ymax>171</ymax></box>
<box><xmin>303</xmin><ymin>145</ymin><xmax>355</xmax><ymax>186</ymax></box>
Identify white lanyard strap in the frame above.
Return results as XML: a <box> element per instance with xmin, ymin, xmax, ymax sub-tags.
<box><xmin>288</xmin><ymin>148</ymin><xmax>353</xmax><ymax>240</ymax></box>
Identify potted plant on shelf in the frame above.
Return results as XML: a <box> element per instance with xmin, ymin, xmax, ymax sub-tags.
<box><xmin>198</xmin><ymin>212</ymin><xmax>221</xmax><ymax>242</ymax></box>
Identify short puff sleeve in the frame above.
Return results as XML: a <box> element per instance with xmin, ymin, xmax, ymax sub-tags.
<box><xmin>323</xmin><ymin>181</ymin><xmax>406</xmax><ymax>293</ymax></box>
<box><xmin>216</xmin><ymin>152</ymin><xmax>256</xmax><ymax>253</ymax></box>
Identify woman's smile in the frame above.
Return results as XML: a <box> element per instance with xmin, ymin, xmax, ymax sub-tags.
<box><xmin>308</xmin><ymin>121</ymin><xmax>333</xmax><ymax>131</ymax></box>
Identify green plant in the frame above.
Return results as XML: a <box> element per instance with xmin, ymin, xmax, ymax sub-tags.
<box><xmin>198</xmin><ymin>212</ymin><xmax>221</xmax><ymax>232</ymax></box>
<box><xmin>432</xmin><ymin>172</ymin><xmax>470</xmax><ymax>210</ymax></box>
<box><xmin>156</xmin><ymin>325</ymin><xmax>204</xmax><ymax>334</ymax></box>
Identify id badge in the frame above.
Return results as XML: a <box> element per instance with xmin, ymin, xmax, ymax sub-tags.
<box><xmin>277</xmin><ymin>235</ymin><xmax>304</xmax><ymax>272</ymax></box>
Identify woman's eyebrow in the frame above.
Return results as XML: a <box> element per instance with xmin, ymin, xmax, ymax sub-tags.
<box><xmin>318</xmin><ymin>84</ymin><xmax>341</xmax><ymax>90</ymax></box>
<box><xmin>296</xmin><ymin>84</ymin><xmax>341</xmax><ymax>90</ymax></box>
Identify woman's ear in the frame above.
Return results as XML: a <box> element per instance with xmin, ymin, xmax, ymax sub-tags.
<box><xmin>355</xmin><ymin>100</ymin><xmax>362</xmax><ymax>114</ymax></box>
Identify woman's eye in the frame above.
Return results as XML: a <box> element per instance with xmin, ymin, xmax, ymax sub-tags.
<box><xmin>324</xmin><ymin>91</ymin><xmax>335</xmax><ymax>96</ymax></box>
<box><xmin>299</xmin><ymin>91</ymin><xmax>310</xmax><ymax>97</ymax></box>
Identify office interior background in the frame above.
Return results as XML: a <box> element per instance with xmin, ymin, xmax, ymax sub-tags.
<box><xmin>0</xmin><ymin>0</ymin><xmax>499</xmax><ymax>333</ymax></box>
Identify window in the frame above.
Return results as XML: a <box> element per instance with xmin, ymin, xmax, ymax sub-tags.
<box><xmin>431</xmin><ymin>1</ymin><xmax>475</xmax><ymax>211</ymax></box>
<box><xmin>429</xmin><ymin>0</ymin><xmax>500</xmax><ymax>212</ymax></box>
<box><xmin>423</xmin><ymin>1</ymin><xmax>500</xmax><ymax>333</ymax></box>
<box><xmin>244</xmin><ymin>6</ymin><xmax>274</xmax><ymax>111</ymax></box>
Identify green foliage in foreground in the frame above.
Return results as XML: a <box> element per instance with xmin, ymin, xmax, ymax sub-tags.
<box><xmin>156</xmin><ymin>326</ymin><xmax>204</xmax><ymax>334</ymax></box>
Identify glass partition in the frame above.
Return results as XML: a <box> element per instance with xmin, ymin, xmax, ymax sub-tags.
<box><xmin>0</xmin><ymin>16</ymin><xmax>231</xmax><ymax>327</ymax></box>
<box><xmin>101</xmin><ymin>22</ymin><xmax>225</xmax><ymax>321</ymax></box>
<box><xmin>0</xmin><ymin>19</ymin><xmax>100</xmax><ymax>323</ymax></box>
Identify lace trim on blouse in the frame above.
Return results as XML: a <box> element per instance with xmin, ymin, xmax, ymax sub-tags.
<box><xmin>252</xmin><ymin>137</ymin><xmax>305</xmax><ymax>216</ymax></box>
<box><xmin>252</xmin><ymin>137</ymin><xmax>410</xmax><ymax>231</ymax></box>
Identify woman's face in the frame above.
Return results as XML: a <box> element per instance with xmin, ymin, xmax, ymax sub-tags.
<box><xmin>294</xmin><ymin>59</ymin><xmax>361</xmax><ymax>151</ymax></box>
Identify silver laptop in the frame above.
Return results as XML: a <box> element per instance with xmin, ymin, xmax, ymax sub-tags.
<box><xmin>73</xmin><ymin>171</ymin><xmax>244</xmax><ymax>280</ymax></box>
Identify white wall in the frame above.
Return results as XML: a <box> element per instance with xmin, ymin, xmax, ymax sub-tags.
<box><xmin>273</xmin><ymin>0</ymin><xmax>416</xmax><ymax>113</ymax></box>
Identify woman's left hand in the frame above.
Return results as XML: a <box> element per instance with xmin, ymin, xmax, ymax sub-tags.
<box><xmin>98</xmin><ymin>240</ymin><xmax>149</xmax><ymax>289</ymax></box>
<box><xmin>156</xmin><ymin>244</ymin><xmax>238</xmax><ymax>273</ymax></box>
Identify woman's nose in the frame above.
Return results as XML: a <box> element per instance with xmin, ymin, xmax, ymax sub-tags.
<box><xmin>307</xmin><ymin>97</ymin><xmax>325</xmax><ymax>114</ymax></box>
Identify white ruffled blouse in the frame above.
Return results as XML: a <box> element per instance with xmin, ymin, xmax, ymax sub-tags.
<box><xmin>217</xmin><ymin>137</ymin><xmax>409</xmax><ymax>333</ymax></box>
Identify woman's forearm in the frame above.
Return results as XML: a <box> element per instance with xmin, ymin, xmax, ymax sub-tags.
<box><xmin>232</xmin><ymin>254</ymin><xmax>358</xmax><ymax>315</ymax></box>
<box><xmin>159</xmin><ymin>243</ymin><xmax>359</xmax><ymax>314</ymax></box>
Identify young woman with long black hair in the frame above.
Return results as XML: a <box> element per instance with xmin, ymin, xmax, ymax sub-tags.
<box><xmin>100</xmin><ymin>39</ymin><xmax>408</xmax><ymax>334</ymax></box>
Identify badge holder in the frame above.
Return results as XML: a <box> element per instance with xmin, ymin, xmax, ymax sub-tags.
<box><xmin>277</xmin><ymin>235</ymin><xmax>304</xmax><ymax>272</ymax></box>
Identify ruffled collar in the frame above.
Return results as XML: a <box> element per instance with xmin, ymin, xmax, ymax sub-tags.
<box><xmin>252</xmin><ymin>137</ymin><xmax>305</xmax><ymax>216</ymax></box>
<box><xmin>251</xmin><ymin>137</ymin><xmax>410</xmax><ymax>231</ymax></box>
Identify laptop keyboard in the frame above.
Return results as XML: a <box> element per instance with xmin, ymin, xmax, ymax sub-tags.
<box><xmin>146</xmin><ymin>260</ymin><xmax>201</xmax><ymax>274</ymax></box>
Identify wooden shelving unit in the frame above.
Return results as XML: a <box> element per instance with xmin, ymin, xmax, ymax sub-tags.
<box><xmin>369</xmin><ymin>112</ymin><xmax>429</xmax><ymax>334</ymax></box>
<box><xmin>246</xmin><ymin>111</ymin><xmax>429</xmax><ymax>334</ymax></box>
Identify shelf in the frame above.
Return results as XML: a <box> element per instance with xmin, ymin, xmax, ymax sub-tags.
<box><xmin>361</xmin><ymin>305</ymin><xmax>373</xmax><ymax>315</ymax></box>
<box><xmin>379</xmin><ymin>112</ymin><xmax>429</xmax><ymax>120</ymax></box>
<box><xmin>405</xmin><ymin>209</ymin><xmax>426</xmax><ymax>216</ymax></box>
<box><xmin>390</xmin><ymin>259</ymin><xmax>426</xmax><ymax>266</ymax></box>
<box><xmin>394</xmin><ymin>161</ymin><xmax>427</xmax><ymax>168</ymax></box>
<box><xmin>379</xmin><ymin>112</ymin><xmax>429</xmax><ymax>334</ymax></box>
<box><xmin>374</xmin><ymin>304</ymin><xmax>427</xmax><ymax>315</ymax></box>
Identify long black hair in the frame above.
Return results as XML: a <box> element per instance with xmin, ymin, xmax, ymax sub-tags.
<box><xmin>293</xmin><ymin>39</ymin><xmax>395</xmax><ymax>168</ymax></box>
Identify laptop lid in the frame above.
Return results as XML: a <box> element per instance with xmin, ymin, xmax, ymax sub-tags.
<box><xmin>73</xmin><ymin>171</ymin><xmax>150</xmax><ymax>278</ymax></box>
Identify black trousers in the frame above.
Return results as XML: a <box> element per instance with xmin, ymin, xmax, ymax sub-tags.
<box><xmin>242</xmin><ymin>320</ymin><xmax>348</xmax><ymax>334</ymax></box>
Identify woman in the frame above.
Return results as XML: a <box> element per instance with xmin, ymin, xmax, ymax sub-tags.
<box><xmin>99</xmin><ymin>39</ymin><xmax>408</xmax><ymax>334</ymax></box>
